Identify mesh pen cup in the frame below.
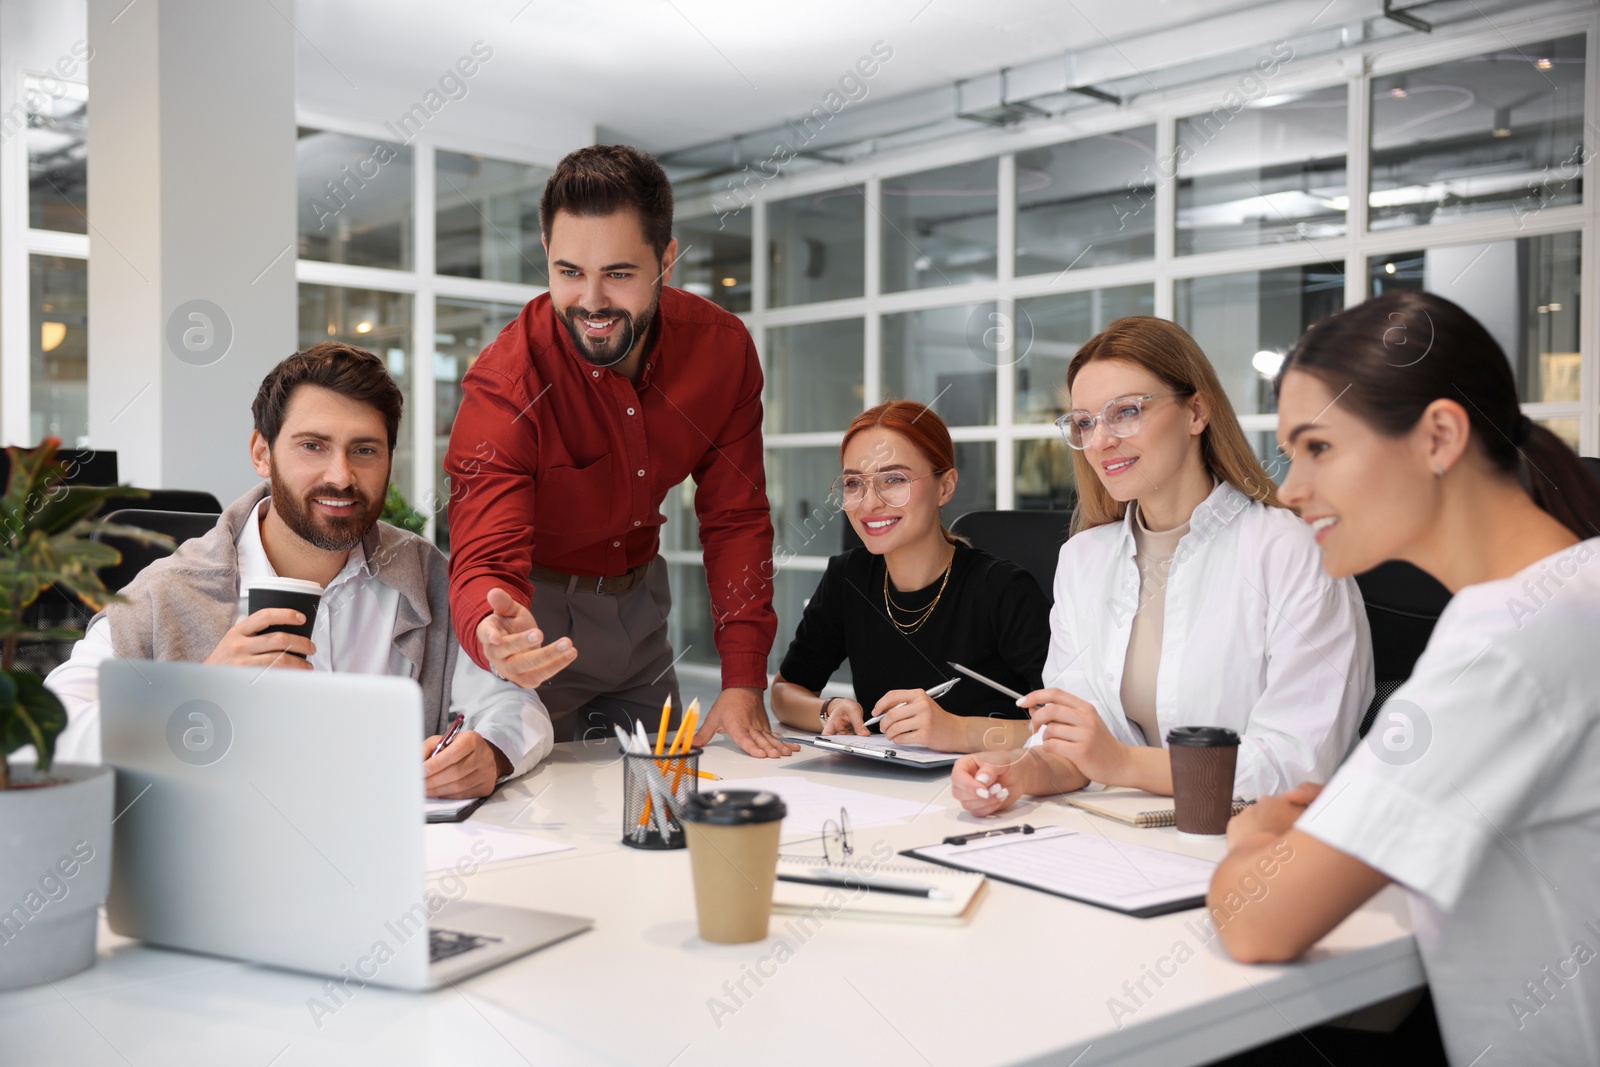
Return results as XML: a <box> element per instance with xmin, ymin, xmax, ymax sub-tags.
<box><xmin>681</xmin><ymin>790</ymin><xmax>787</xmax><ymax>944</ymax></box>
<box><xmin>621</xmin><ymin>748</ymin><xmax>701</xmax><ymax>850</ymax></box>
<box><xmin>1167</xmin><ymin>726</ymin><xmax>1241</xmax><ymax>835</ymax></box>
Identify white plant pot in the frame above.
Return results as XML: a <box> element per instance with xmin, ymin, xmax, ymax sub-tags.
<box><xmin>0</xmin><ymin>762</ymin><xmax>114</xmax><ymax>992</ymax></box>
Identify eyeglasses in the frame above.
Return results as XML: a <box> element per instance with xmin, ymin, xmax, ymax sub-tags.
<box><xmin>829</xmin><ymin>471</ymin><xmax>939</xmax><ymax>511</ymax></box>
<box><xmin>779</xmin><ymin>808</ymin><xmax>853</xmax><ymax>867</ymax></box>
<box><xmin>1054</xmin><ymin>391</ymin><xmax>1193</xmax><ymax>450</ymax></box>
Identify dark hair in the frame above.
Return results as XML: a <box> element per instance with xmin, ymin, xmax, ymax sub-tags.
<box><xmin>539</xmin><ymin>144</ymin><xmax>674</xmax><ymax>260</ymax></box>
<box><xmin>252</xmin><ymin>341</ymin><xmax>403</xmax><ymax>451</ymax></box>
<box><xmin>1278</xmin><ymin>290</ymin><xmax>1600</xmax><ymax>540</ymax></box>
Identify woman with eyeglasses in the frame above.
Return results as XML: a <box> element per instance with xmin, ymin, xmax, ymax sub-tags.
<box><xmin>770</xmin><ymin>401</ymin><xmax>1050</xmax><ymax>752</ymax></box>
<box><xmin>952</xmin><ymin>316</ymin><xmax>1373</xmax><ymax>812</ymax></box>
<box><xmin>1208</xmin><ymin>292</ymin><xmax>1600</xmax><ymax>1063</ymax></box>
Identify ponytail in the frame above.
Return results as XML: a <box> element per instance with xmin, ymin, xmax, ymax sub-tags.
<box><xmin>1517</xmin><ymin>424</ymin><xmax>1600</xmax><ymax>540</ymax></box>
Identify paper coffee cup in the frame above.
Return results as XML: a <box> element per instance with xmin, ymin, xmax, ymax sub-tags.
<box><xmin>1167</xmin><ymin>726</ymin><xmax>1240</xmax><ymax>836</ymax></box>
<box><xmin>247</xmin><ymin>577</ymin><xmax>324</xmax><ymax>655</ymax></box>
<box><xmin>681</xmin><ymin>789</ymin><xmax>786</xmax><ymax>944</ymax></box>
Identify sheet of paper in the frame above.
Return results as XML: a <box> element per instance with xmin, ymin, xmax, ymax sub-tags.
<box><xmin>803</xmin><ymin>733</ymin><xmax>956</xmax><ymax>766</ymax></box>
<box><xmin>712</xmin><ymin>775</ymin><xmax>933</xmax><ymax>835</ymax></box>
<box><xmin>913</xmin><ymin>826</ymin><xmax>1215</xmax><ymax>912</ymax></box>
<box><xmin>425</xmin><ymin>821</ymin><xmax>572</xmax><ymax>873</ymax></box>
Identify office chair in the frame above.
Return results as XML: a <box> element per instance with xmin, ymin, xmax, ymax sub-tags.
<box><xmin>101</xmin><ymin>488</ymin><xmax>224</xmax><ymax>514</ymax></box>
<box><xmin>92</xmin><ymin>509</ymin><xmax>221</xmax><ymax>593</ymax></box>
<box><xmin>1582</xmin><ymin>456</ymin><xmax>1600</xmax><ymax>484</ymax></box>
<box><xmin>948</xmin><ymin>510</ymin><xmax>1071</xmax><ymax>603</ymax></box>
<box><xmin>1353</xmin><ymin>560</ymin><xmax>1452</xmax><ymax>738</ymax></box>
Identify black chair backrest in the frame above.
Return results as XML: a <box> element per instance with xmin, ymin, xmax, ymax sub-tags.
<box><xmin>1582</xmin><ymin>456</ymin><xmax>1600</xmax><ymax>485</ymax></box>
<box><xmin>101</xmin><ymin>488</ymin><xmax>225</xmax><ymax>515</ymax></box>
<box><xmin>948</xmin><ymin>509</ymin><xmax>1071</xmax><ymax>603</ymax></box>
<box><xmin>1352</xmin><ymin>560</ymin><xmax>1452</xmax><ymax>737</ymax></box>
<box><xmin>93</xmin><ymin>508</ymin><xmax>221</xmax><ymax>593</ymax></box>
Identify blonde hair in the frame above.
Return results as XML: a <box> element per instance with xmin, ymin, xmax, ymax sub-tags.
<box><xmin>1065</xmin><ymin>316</ymin><xmax>1283</xmax><ymax>535</ymax></box>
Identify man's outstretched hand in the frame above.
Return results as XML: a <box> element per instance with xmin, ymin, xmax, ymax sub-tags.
<box><xmin>475</xmin><ymin>586</ymin><xmax>578</xmax><ymax>688</ymax></box>
<box><xmin>692</xmin><ymin>687</ymin><xmax>798</xmax><ymax>758</ymax></box>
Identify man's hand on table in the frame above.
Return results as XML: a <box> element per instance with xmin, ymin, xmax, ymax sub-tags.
<box><xmin>476</xmin><ymin>586</ymin><xmax>578</xmax><ymax>688</ymax></box>
<box><xmin>693</xmin><ymin>687</ymin><xmax>799</xmax><ymax>758</ymax></box>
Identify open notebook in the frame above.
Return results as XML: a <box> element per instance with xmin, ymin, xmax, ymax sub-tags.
<box><xmin>772</xmin><ymin>858</ymin><xmax>987</xmax><ymax>925</ymax></box>
<box><xmin>1065</xmin><ymin>788</ymin><xmax>1253</xmax><ymax>829</ymax></box>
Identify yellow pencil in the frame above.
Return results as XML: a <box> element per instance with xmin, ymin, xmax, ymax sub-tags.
<box><xmin>670</xmin><ymin>701</ymin><xmax>700</xmax><ymax>792</ymax></box>
<box><xmin>655</xmin><ymin>696</ymin><xmax>671</xmax><ymax>757</ymax></box>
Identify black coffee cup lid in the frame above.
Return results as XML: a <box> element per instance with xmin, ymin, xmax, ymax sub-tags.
<box><xmin>1166</xmin><ymin>726</ymin><xmax>1240</xmax><ymax>747</ymax></box>
<box><xmin>681</xmin><ymin>789</ymin><xmax>787</xmax><ymax>826</ymax></box>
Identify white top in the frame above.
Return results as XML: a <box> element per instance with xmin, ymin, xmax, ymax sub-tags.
<box><xmin>45</xmin><ymin>499</ymin><xmax>553</xmax><ymax>777</ymax></box>
<box><xmin>1301</xmin><ymin>537</ymin><xmax>1600</xmax><ymax>1065</ymax></box>
<box><xmin>1029</xmin><ymin>481</ymin><xmax>1373</xmax><ymax>798</ymax></box>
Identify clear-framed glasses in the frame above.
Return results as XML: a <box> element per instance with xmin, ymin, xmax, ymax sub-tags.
<box><xmin>1054</xmin><ymin>391</ymin><xmax>1193</xmax><ymax>450</ymax></box>
<box><xmin>779</xmin><ymin>808</ymin><xmax>854</xmax><ymax>867</ymax></box>
<box><xmin>829</xmin><ymin>471</ymin><xmax>938</xmax><ymax>511</ymax></box>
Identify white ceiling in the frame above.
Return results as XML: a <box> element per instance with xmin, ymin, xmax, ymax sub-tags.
<box><xmin>293</xmin><ymin>0</ymin><xmax>1273</xmax><ymax>154</ymax></box>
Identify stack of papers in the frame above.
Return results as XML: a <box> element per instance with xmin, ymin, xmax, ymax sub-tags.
<box><xmin>712</xmin><ymin>776</ymin><xmax>933</xmax><ymax>834</ymax></box>
<box><xmin>424</xmin><ymin>822</ymin><xmax>573</xmax><ymax>873</ymax></box>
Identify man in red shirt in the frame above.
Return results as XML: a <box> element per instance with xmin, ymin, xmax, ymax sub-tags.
<box><xmin>445</xmin><ymin>145</ymin><xmax>796</xmax><ymax>758</ymax></box>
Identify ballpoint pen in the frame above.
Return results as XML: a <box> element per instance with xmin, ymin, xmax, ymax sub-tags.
<box><xmin>428</xmin><ymin>713</ymin><xmax>465</xmax><ymax>758</ymax></box>
<box><xmin>862</xmin><ymin>677</ymin><xmax>959</xmax><ymax>728</ymax></box>
<box><xmin>777</xmin><ymin>869</ymin><xmax>950</xmax><ymax>900</ymax></box>
<box><xmin>943</xmin><ymin>823</ymin><xmax>1036</xmax><ymax>845</ymax></box>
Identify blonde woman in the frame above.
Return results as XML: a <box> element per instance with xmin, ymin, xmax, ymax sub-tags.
<box><xmin>953</xmin><ymin>317</ymin><xmax>1373</xmax><ymax>810</ymax></box>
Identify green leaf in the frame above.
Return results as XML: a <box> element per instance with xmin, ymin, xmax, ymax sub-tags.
<box><xmin>0</xmin><ymin>669</ymin><xmax>67</xmax><ymax>771</ymax></box>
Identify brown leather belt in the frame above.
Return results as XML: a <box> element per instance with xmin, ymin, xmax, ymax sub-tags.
<box><xmin>528</xmin><ymin>561</ymin><xmax>649</xmax><ymax>596</ymax></box>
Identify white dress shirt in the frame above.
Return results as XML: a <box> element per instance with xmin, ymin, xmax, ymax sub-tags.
<box><xmin>1029</xmin><ymin>481</ymin><xmax>1374</xmax><ymax>798</ymax></box>
<box><xmin>46</xmin><ymin>499</ymin><xmax>553</xmax><ymax>778</ymax></box>
<box><xmin>1300</xmin><ymin>537</ymin><xmax>1600</xmax><ymax>1065</ymax></box>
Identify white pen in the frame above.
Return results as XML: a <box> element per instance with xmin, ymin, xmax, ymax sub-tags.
<box><xmin>862</xmin><ymin>677</ymin><xmax>960</xmax><ymax>729</ymax></box>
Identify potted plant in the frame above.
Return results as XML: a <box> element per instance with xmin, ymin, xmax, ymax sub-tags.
<box><xmin>0</xmin><ymin>439</ymin><xmax>169</xmax><ymax>992</ymax></box>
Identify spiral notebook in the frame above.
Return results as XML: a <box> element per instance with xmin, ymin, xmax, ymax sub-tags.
<box><xmin>771</xmin><ymin>858</ymin><xmax>987</xmax><ymax>925</ymax></box>
<box><xmin>1065</xmin><ymin>788</ymin><xmax>1253</xmax><ymax>829</ymax></box>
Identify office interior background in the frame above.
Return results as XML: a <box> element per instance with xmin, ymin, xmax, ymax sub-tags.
<box><xmin>2</xmin><ymin>0</ymin><xmax>1595</xmax><ymax>697</ymax></box>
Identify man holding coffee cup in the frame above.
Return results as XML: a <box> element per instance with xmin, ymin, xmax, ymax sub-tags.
<box><xmin>46</xmin><ymin>342</ymin><xmax>554</xmax><ymax>799</ymax></box>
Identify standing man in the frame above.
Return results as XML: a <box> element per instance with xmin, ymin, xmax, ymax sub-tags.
<box><xmin>445</xmin><ymin>145</ymin><xmax>795</xmax><ymax>758</ymax></box>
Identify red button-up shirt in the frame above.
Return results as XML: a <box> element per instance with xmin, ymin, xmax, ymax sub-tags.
<box><xmin>444</xmin><ymin>287</ymin><xmax>776</xmax><ymax>691</ymax></box>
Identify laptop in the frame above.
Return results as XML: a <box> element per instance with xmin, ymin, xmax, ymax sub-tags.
<box><xmin>99</xmin><ymin>659</ymin><xmax>592</xmax><ymax>991</ymax></box>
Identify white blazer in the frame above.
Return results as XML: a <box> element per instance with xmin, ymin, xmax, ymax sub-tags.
<box><xmin>1035</xmin><ymin>480</ymin><xmax>1374</xmax><ymax>798</ymax></box>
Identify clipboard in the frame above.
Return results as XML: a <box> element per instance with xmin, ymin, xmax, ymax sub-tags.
<box><xmin>901</xmin><ymin>825</ymin><xmax>1216</xmax><ymax>917</ymax></box>
<box><xmin>782</xmin><ymin>734</ymin><xmax>960</xmax><ymax>768</ymax></box>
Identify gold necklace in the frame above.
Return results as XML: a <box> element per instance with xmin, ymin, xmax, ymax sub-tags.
<box><xmin>883</xmin><ymin>551</ymin><xmax>955</xmax><ymax>635</ymax></box>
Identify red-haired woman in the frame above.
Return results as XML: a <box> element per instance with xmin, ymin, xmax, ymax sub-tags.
<box><xmin>771</xmin><ymin>401</ymin><xmax>1050</xmax><ymax>753</ymax></box>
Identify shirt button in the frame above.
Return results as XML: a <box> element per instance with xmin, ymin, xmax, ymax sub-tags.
<box><xmin>626</xmin><ymin>407</ymin><xmax>635</xmax><ymax>415</ymax></box>
<box><xmin>612</xmin><ymin>541</ymin><xmax>620</xmax><ymax>547</ymax></box>
<box><xmin>633</xmin><ymin>520</ymin><xmax>641</xmax><ymax>527</ymax></box>
<box><xmin>636</xmin><ymin>469</ymin><xmax>645</xmax><ymax>477</ymax></box>
<box><xmin>591</xmin><ymin>370</ymin><xmax>600</xmax><ymax>378</ymax></box>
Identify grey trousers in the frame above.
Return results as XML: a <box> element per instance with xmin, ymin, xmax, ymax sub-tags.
<box><xmin>528</xmin><ymin>557</ymin><xmax>684</xmax><ymax>743</ymax></box>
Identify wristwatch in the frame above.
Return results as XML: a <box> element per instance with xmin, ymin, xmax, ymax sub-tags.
<box><xmin>818</xmin><ymin>698</ymin><xmax>836</xmax><ymax>730</ymax></box>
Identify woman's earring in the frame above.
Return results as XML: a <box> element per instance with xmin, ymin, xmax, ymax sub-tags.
<box><xmin>1433</xmin><ymin>463</ymin><xmax>1445</xmax><ymax>478</ymax></box>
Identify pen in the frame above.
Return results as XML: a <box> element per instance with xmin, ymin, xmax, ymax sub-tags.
<box><xmin>429</xmin><ymin>713</ymin><xmax>465</xmax><ymax>759</ymax></box>
<box><xmin>948</xmin><ymin>662</ymin><xmax>1043</xmax><ymax>733</ymax></box>
<box><xmin>862</xmin><ymin>677</ymin><xmax>959</xmax><ymax>728</ymax></box>
<box><xmin>942</xmin><ymin>823</ymin><xmax>1036</xmax><ymax>846</ymax></box>
<box><xmin>778</xmin><ymin>871</ymin><xmax>950</xmax><ymax>900</ymax></box>
<box><xmin>813</xmin><ymin>737</ymin><xmax>898</xmax><ymax>760</ymax></box>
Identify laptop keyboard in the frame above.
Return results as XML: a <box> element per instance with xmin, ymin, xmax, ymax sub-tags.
<box><xmin>429</xmin><ymin>927</ymin><xmax>502</xmax><ymax>964</ymax></box>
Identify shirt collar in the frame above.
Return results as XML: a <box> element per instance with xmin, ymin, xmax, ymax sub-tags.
<box><xmin>1116</xmin><ymin>478</ymin><xmax>1246</xmax><ymax>550</ymax></box>
<box><xmin>236</xmin><ymin>497</ymin><xmax>369</xmax><ymax>595</ymax></box>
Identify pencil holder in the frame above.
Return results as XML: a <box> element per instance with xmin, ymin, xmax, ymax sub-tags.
<box><xmin>621</xmin><ymin>748</ymin><xmax>701</xmax><ymax>850</ymax></box>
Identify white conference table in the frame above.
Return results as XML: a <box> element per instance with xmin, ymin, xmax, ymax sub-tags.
<box><xmin>1</xmin><ymin>737</ymin><xmax>1424</xmax><ymax>1067</ymax></box>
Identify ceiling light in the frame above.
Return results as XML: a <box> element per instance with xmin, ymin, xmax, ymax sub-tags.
<box><xmin>1492</xmin><ymin>107</ymin><xmax>1512</xmax><ymax>138</ymax></box>
<box><xmin>41</xmin><ymin>321</ymin><xmax>67</xmax><ymax>352</ymax></box>
<box><xmin>1547</xmin><ymin>302</ymin><xmax>1562</xmax><ymax>312</ymax></box>
<box><xmin>1534</xmin><ymin>58</ymin><xmax>1553</xmax><ymax>72</ymax></box>
<box><xmin>721</xmin><ymin>276</ymin><xmax>737</xmax><ymax>287</ymax></box>
<box><xmin>1252</xmin><ymin>350</ymin><xmax>1284</xmax><ymax>377</ymax></box>
<box><xmin>356</xmin><ymin>321</ymin><xmax>373</xmax><ymax>334</ymax></box>
<box><xmin>1384</xmin><ymin>262</ymin><xmax>1396</xmax><ymax>275</ymax></box>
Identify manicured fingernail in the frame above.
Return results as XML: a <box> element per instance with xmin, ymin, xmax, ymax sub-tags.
<box><xmin>993</xmin><ymin>787</ymin><xmax>1009</xmax><ymax>799</ymax></box>
<box><xmin>556</xmin><ymin>638</ymin><xmax>572</xmax><ymax>651</ymax></box>
<box><xmin>1015</xmin><ymin>697</ymin><xmax>1027</xmax><ymax>706</ymax></box>
<box><xmin>976</xmin><ymin>787</ymin><xmax>990</xmax><ymax>799</ymax></box>
<box><xmin>976</xmin><ymin>772</ymin><xmax>992</xmax><ymax>785</ymax></box>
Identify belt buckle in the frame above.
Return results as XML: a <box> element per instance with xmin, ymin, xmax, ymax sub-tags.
<box><xmin>593</xmin><ymin>574</ymin><xmax>614</xmax><ymax>596</ymax></box>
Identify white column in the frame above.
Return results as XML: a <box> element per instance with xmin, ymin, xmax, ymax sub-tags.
<box><xmin>86</xmin><ymin>0</ymin><xmax>295</xmax><ymax>499</ymax></box>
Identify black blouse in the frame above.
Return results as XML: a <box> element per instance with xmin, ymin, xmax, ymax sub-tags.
<box><xmin>778</xmin><ymin>544</ymin><xmax>1050</xmax><ymax>723</ymax></box>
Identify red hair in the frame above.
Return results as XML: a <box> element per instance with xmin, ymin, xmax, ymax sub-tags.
<box><xmin>839</xmin><ymin>400</ymin><xmax>963</xmax><ymax>545</ymax></box>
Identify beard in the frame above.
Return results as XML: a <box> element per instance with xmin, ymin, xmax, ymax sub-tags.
<box><xmin>561</xmin><ymin>282</ymin><xmax>661</xmax><ymax>369</ymax></box>
<box><xmin>268</xmin><ymin>465</ymin><xmax>380</xmax><ymax>552</ymax></box>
